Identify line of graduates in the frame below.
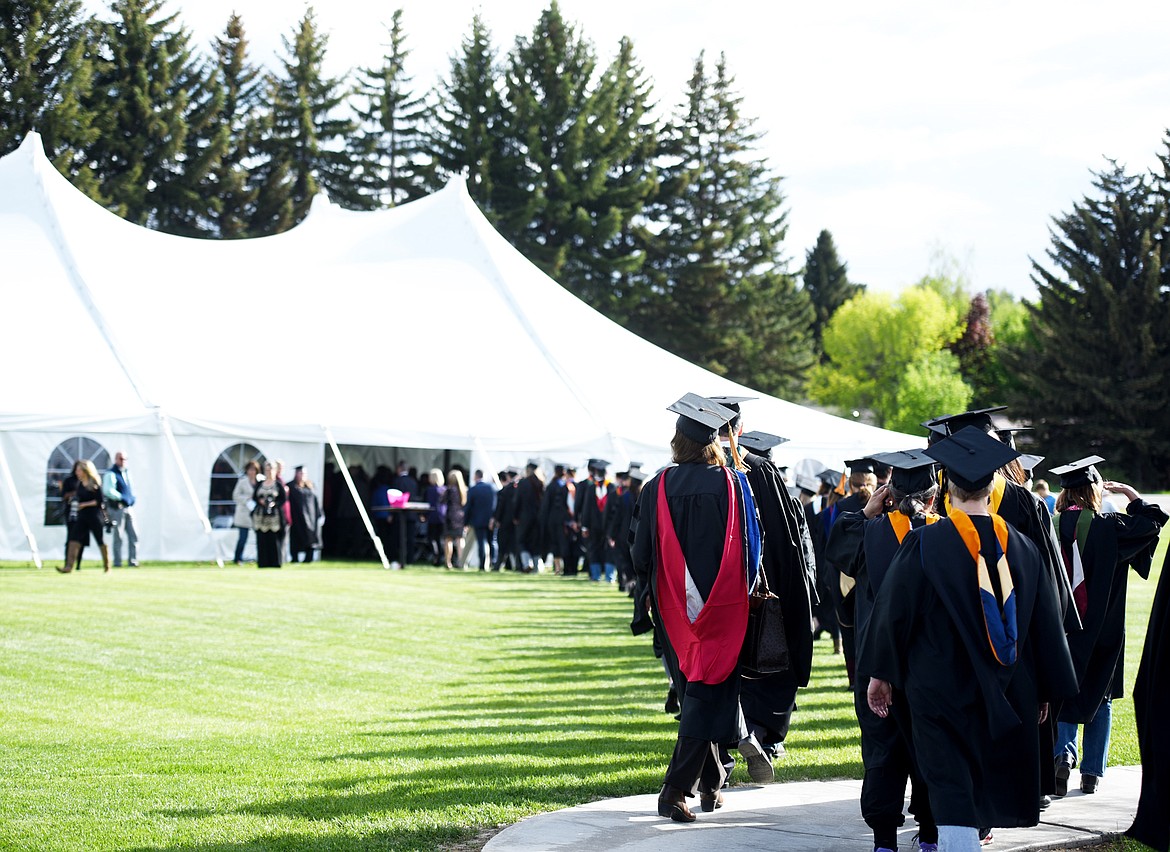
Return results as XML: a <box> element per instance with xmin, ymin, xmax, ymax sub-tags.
<box><xmin>629</xmin><ymin>394</ymin><xmax>818</xmax><ymax>821</ymax></box>
<box><xmin>491</xmin><ymin>458</ymin><xmax>645</xmax><ymax>586</ymax></box>
<box><xmin>823</xmin><ymin>406</ymin><xmax>1167</xmax><ymax>852</ymax></box>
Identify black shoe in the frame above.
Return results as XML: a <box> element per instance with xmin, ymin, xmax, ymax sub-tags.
<box><xmin>738</xmin><ymin>734</ymin><xmax>775</xmax><ymax>784</ymax></box>
<box><xmin>699</xmin><ymin>790</ymin><xmax>724</xmax><ymax>812</ymax></box>
<box><xmin>1081</xmin><ymin>774</ymin><xmax>1099</xmax><ymax>794</ymax></box>
<box><xmin>1054</xmin><ymin>756</ymin><xmax>1072</xmax><ymax>798</ymax></box>
<box><xmin>657</xmin><ymin>785</ymin><xmax>695</xmax><ymax>822</ymax></box>
<box><xmin>664</xmin><ymin>687</ymin><xmax>680</xmax><ymax>715</ymax></box>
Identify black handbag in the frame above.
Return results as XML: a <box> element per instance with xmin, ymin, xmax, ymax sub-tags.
<box><xmin>740</xmin><ymin>568</ymin><xmax>790</xmax><ymax>676</ymax></box>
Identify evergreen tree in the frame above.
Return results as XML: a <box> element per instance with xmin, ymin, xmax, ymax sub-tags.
<box><xmin>802</xmin><ymin>229</ymin><xmax>863</xmax><ymax>362</ymax></box>
<box><xmin>252</xmin><ymin>8</ymin><xmax>370</xmax><ymax>233</ymax></box>
<box><xmin>206</xmin><ymin>13</ymin><xmax>263</xmax><ymax>238</ymax></box>
<box><xmin>1008</xmin><ymin>162</ymin><xmax>1170</xmax><ymax>486</ymax></box>
<box><xmin>84</xmin><ymin>0</ymin><xmax>222</xmax><ymax>230</ymax></box>
<box><xmin>427</xmin><ymin>13</ymin><xmax>503</xmax><ymax>212</ymax></box>
<box><xmin>0</xmin><ymin>0</ymin><xmax>100</xmax><ymax>196</ymax></box>
<box><xmin>353</xmin><ymin>9</ymin><xmax>429</xmax><ymax>206</ymax></box>
<box><xmin>494</xmin><ymin>2</ymin><xmax>656</xmax><ymax>312</ymax></box>
<box><xmin>635</xmin><ymin>53</ymin><xmax>813</xmax><ymax>396</ymax></box>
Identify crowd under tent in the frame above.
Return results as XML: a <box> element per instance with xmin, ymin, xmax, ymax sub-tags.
<box><xmin>0</xmin><ymin>132</ymin><xmax>919</xmax><ymax>566</ymax></box>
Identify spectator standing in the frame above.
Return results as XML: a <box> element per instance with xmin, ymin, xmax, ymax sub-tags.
<box><xmin>388</xmin><ymin>460</ymin><xmax>419</xmax><ymax>568</ymax></box>
<box><xmin>424</xmin><ymin>469</ymin><xmax>447</xmax><ymax>566</ymax></box>
<box><xmin>252</xmin><ymin>462</ymin><xmax>287</xmax><ymax>568</ymax></box>
<box><xmin>1034</xmin><ymin>479</ymin><xmax>1057</xmax><ymax>513</ymax></box>
<box><xmin>101</xmin><ymin>450</ymin><xmax>138</xmax><ymax>567</ymax></box>
<box><xmin>57</xmin><ymin>460</ymin><xmax>110</xmax><ymax>573</ymax></box>
<box><xmin>464</xmin><ymin>469</ymin><xmax>497</xmax><ymax>570</ymax></box>
<box><xmin>287</xmin><ymin>465</ymin><xmax>323</xmax><ymax>563</ymax></box>
<box><xmin>232</xmin><ymin>460</ymin><xmax>261</xmax><ymax>564</ymax></box>
<box><xmin>59</xmin><ymin>460</ymin><xmax>87</xmax><ymax>570</ymax></box>
<box><xmin>442</xmin><ymin>470</ymin><xmax>467</xmax><ymax>569</ymax></box>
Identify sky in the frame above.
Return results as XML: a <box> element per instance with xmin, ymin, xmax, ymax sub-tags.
<box><xmin>85</xmin><ymin>0</ymin><xmax>1170</xmax><ymax>297</ymax></box>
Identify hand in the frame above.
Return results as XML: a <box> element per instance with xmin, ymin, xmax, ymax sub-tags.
<box><xmin>1102</xmin><ymin>481</ymin><xmax>1139</xmax><ymax>502</ymax></box>
<box><xmin>863</xmin><ymin>485</ymin><xmax>889</xmax><ymax>519</ymax></box>
<box><xmin>1039</xmin><ymin>702</ymin><xmax>1049</xmax><ymax>724</ymax></box>
<box><xmin>581</xmin><ymin>528</ymin><xmax>590</xmax><ymax>539</ymax></box>
<box><xmin>867</xmin><ymin>678</ymin><xmax>892</xmax><ymax>718</ymax></box>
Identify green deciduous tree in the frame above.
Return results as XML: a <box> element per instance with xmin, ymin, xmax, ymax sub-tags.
<box><xmin>0</xmin><ymin>0</ymin><xmax>99</xmax><ymax>195</ymax></box>
<box><xmin>802</xmin><ymin>229</ymin><xmax>863</xmax><ymax>362</ymax></box>
<box><xmin>353</xmin><ymin>9</ymin><xmax>430</xmax><ymax>206</ymax></box>
<box><xmin>809</xmin><ymin>285</ymin><xmax>971</xmax><ymax>432</ymax></box>
<box><xmin>633</xmin><ymin>52</ymin><xmax>813</xmax><ymax>397</ymax></box>
<box><xmin>1008</xmin><ymin>161</ymin><xmax>1170</xmax><ymax>486</ymax></box>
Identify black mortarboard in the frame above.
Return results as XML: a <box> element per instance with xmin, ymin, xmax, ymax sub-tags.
<box><xmin>294</xmin><ymin>464</ymin><xmax>305</xmax><ymax>471</ymax></box>
<box><xmin>817</xmin><ymin>469</ymin><xmax>842</xmax><ymax>489</ymax></box>
<box><xmin>845</xmin><ymin>457</ymin><xmax>876</xmax><ymax>474</ymax></box>
<box><xmin>995</xmin><ymin>427</ymin><xmax>1032</xmax><ymax>450</ymax></box>
<box><xmin>707</xmin><ymin>395</ymin><xmax>756</xmax><ymax>432</ymax></box>
<box><xmin>668</xmin><ymin>393</ymin><xmax>737</xmax><ymax>445</ymax></box>
<box><xmin>526</xmin><ymin>458</ymin><xmax>541</xmax><ymax>468</ymax></box>
<box><xmin>627</xmin><ymin>461</ymin><xmax>643</xmax><ymax>471</ymax></box>
<box><xmin>505</xmin><ymin>466</ymin><xmax>521</xmax><ymax>476</ymax></box>
<box><xmin>922</xmin><ymin>406</ymin><xmax>1008</xmax><ymax>437</ymax></box>
<box><xmin>924</xmin><ymin>425</ymin><xmax>1020</xmax><ymax>492</ymax></box>
<box><xmin>870</xmin><ymin>449</ymin><xmax>937</xmax><ymax>494</ymax></box>
<box><xmin>587</xmin><ymin>458</ymin><xmax>609</xmax><ymax>471</ymax></box>
<box><xmin>1049</xmin><ymin>456</ymin><xmax>1106</xmax><ymax>489</ymax></box>
<box><xmin>738</xmin><ymin>430</ymin><xmax>788</xmax><ymax>457</ymax></box>
<box><xmin>796</xmin><ymin>473</ymin><xmax>820</xmax><ymax>493</ymax></box>
<box><xmin>1017</xmin><ymin>453</ymin><xmax>1044</xmax><ymax>474</ymax></box>
<box><xmin>627</xmin><ymin>468</ymin><xmax>648</xmax><ymax>483</ymax></box>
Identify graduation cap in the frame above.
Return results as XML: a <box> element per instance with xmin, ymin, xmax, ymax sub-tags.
<box><xmin>995</xmin><ymin>427</ymin><xmax>1032</xmax><ymax>450</ymax></box>
<box><xmin>845</xmin><ymin>457</ymin><xmax>876</xmax><ymax>474</ymax></box>
<box><xmin>627</xmin><ymin>468</ymin><xmax>648</xmax><ymax>483</ymax></box>
<box><xmin>738</xmin><ymin>430</ymin><xmax>789</xmax><ymax>457</ymax></box>
<box><xmin>922</xmin><ymin>406</ymin><xmax>1008</xmax><ymax>438</ymax></box>
<box><xmin>923</xmin><ymin>425</ymin><xmax>1020</xmax><ymax>492</ymax></box>
<box><xmin>816</xmin><ymin>469</ymin><xmax>842</xmax><ymax>489</ymax></box>
<box><xmin>1049</xmin><ymin>456</ymin><xmax>1106</xmax><ymax>489</ymax></box>
<box><xmin>669</xmin><ymin>393</ymin><xmax>738</xmax><ymax>445</ymax></box>
<box><xmin>707</xmin><ymin>394</ymin><xmax>757</xmax><ymax>431</ymax></box>
<box><xmin>869</xmin><ymin>449</ymin><xmax>937</xmax><ymax>494</ymax></box>
<box><xmin>294</xmin><ymin>464</ymin><xmax>305</xmax><ymax>472</ymax></box>
<box><xmin>506</xmin><ymin>466</ymin><xmax>522</xmax><ymax>477</ymax></box>
<box><xmin>587</xmin><ymin>458</ymin><xmax>610</xmax><ymax>472</ymax></box>
<box><xmin>795</xmin><ymin>473</ymin><xmax>820</xmax><ymax>494</ymax></box>
<box><xmin>1018</xmin><ymin>453</ymin><xmax>1044</xmax><ymax>475</ymax></box>
<box><xmin>526</xmin><ymin>458</ymin><xmax>541</xmax><ymax>469</ymax></box>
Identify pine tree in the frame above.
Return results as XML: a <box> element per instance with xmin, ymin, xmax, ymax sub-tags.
<box><xmin>0</xmin><ymin>0</ymin><xmax>99</xmax><ymax>196</ymax></box>
<box><xmin>252</xmin><ymin>8</ymin><xmax>371</xmax><ymax>233</ymax></box>
<box><xmin>84</xmin><ymin>0</ymin><xmax>221</xmax><ymax>230</ymax></box>
<box><xmin>802</xmin><ymin>229</ymin><xmax>863</xmax><ymax>361</ymax></box>
<box><xmin>206</xmin><ymin>13</ymin><xmax>262</xmax><ymax>238</ymax></box>
<box><xmin>635</xmin><ymin>53</ymin><xmax>813</xmax><ymax>397</ymax></box>
<box><xmin>427</xmin><ymin>13</ymin><xmax>504</xmax><ymax>214</ymax></box>
<box><xmin>353</xmin><ymin>9</ymin><xmax>429</xmax><ymax>206</ymax></box>
<box><xmin>1009</xmin><ymin>162</ymin><xmax>1170</xmax><ymax>486</ymax></box>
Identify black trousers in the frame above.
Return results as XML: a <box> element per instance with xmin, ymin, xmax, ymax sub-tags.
<box><xmin>664</xmin><ymin>735</ymin><xmax>726</xmax><ymax>797</ymax></box>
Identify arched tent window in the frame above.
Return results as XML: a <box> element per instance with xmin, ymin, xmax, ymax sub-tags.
<box><xmin>209</xmin><ymin>443</ymin><xmax>266</xmax><ymax>527</ymax></box>
<box><xmin>45</xmin><ymin>438</ymin><xmax>111</xmax><ymax>525</ymax></box>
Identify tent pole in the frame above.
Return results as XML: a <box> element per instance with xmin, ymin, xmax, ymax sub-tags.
<box><xmin>157</xmin><ymin>411</ymin><xmax>225</xmax><ymax>567</ymax></box>
<box><xmin>324</xmin><ymin>427</ymin><xmax>390</xmax><ymax>570</ymax></box>
<box><xmin>0</xmin><ymin>435</ymin><xmax>42</xmax><ymax>568</ymax></box>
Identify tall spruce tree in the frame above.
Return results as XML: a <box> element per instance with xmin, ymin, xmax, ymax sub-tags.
<box><xmin>353</xmin><ymin>9</ymin><xmax>429</xmax><ymax>206</ymax></box>
<box><xmin>252</xmin><ymin>8</ymin><xmax>370</xmax><ymax>232</ymax></box>
<box><xmin>495</xmin><ymin>2</ymin><xmax>655</xmax><ymax>311</ymax></box>
<box><xmin>427</xmin><ymin>13</ymin><xmax>503</xmax><ymax>213</ymax></box>
<box><xmin>206</xmin><ymin>13</ymin><xmax>262</xmax><ymax>238</ymax></box>
<box><xmin>635</xmin><ymin>53</ymin><xmax>813</xmax><ymax>396</ymax></box>
<box><xmin>84</xmin><ymin>0</ymin><xmax>221</xmax><ymax>230</ymax></box>
<box><xmin>803</xmin><ymin>229</ymin><xmax>863</xmax><ymax>362</ymax></box>
<box><xmin>0</xmin><ymin>0</ymin><xmax>100</xmax><ymax>196</ymax></box>
<box><xmin>1009</xmin><ymin>162</ymin><xmax>1170</xmax><ymax>486</ymax></box>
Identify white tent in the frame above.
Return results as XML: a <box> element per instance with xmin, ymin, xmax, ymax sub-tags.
<box><xmin>0</xmin><ymin>132</ymin><xmax>918</xmax><ymax>565</ymax></box>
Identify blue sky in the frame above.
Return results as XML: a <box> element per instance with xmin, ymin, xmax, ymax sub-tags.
<box><xmin>86</xmin><ymin>0</ymin><xmax>1170</xmax><ymax>297</ymax></box>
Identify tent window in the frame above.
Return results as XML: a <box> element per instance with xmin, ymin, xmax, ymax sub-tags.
<box><xmin>209</xmin><ymin>443</ymin><xmax>266</xmax><ymax>527</ymax></box>
<box><xmin>46</xmin><ymin>438</ymin><xmax>112</xmax><ymax>526</ymax></box>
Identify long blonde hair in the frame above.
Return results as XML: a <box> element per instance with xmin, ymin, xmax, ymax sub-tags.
<box><xmin>77</xmin><ymin>460</ymin><xmax>101</xmax><ymax>490</ymax></box>
<box><xmin>447</xmin><ymin>470</ymin><xmax>467</xmax><ymax>504</ymax></box>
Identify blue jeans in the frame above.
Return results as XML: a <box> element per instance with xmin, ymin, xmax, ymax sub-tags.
<box><xmin>473</xmin><ymin>526</ymin><xmax>493</xmax><ymax>569</ymax></box>
<box><xmin>589</xmin><ymin>562</ymin><xmax>616</xmax><ymax>582</ymax></box>
<box><xmin>1055</xmin><ymin>697</ymin><xmax>1112</xmax><ymax>777</ymax></box>
<box><xmin>234</xmin><ymin>527</ymin><xmax>250</xmax><ymax>562</ymax></box>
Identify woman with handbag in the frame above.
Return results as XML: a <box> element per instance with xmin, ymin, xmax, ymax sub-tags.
<box><xmin>631</xmin><ymin>394</ymin><xmax>760</xmax><ymax>823</ymax></box>
<box><xmin>57</xmin><ymin>460</ymin><xmax>111</xmax><ymax>573</ymax></box>
<box><xmin>252</xmin><ymin>462</ymin><xmax>287</xmax><ymax>568</ymax></box>
<box><xmin>825</xmin><ymin>450</ymin><xmax>941</xmax><ymax>852</ymax></box>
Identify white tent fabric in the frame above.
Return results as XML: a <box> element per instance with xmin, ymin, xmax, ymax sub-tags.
<box><xmin>0</xmin><ymin>132</ymin><xmax>919</xmax><ymax>563</ymax></box>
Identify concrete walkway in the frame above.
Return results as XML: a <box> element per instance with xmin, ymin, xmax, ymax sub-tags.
<box><xmin>485</xmin><ymin>765</ymin><xmax>1141</xmax><ymax>851</ymax></box>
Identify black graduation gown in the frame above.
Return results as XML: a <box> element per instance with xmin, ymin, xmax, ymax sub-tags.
<box><xmin>605</xmin><ymin>485</ymin><xmax>637</xmax><ymax>581</ymax></box>
<box><xmin>514</xmin><ymin>474</ymin><xmax>544</xmax><ymax>555</ymax></box>
<box><xmin>1127</xmin><ymin>545</ymin><xmax>1170</xmax><ymax>852</ymax></box>
<box><xmin>1058</xmin><ymin>498</ymin><xmax>1167</xmax><ymax>723</ymax></box>
<box><xmin>737</xmin><ymin>452</ymin><xmax>816</xmax><ymax>744</ymax></box>
<box><xmin>493</xmin><ymin>481</ymin><xmax>518</xmax><ymax>563</ymax></box>
<box><xmin>859</xmin><ymin>517</ymin><xmax>1078</xmax><ymax>828</ymax></box>
<box><xmin>287</xmin><ymin>483</ymin><xmax>321</xmax><ymax>552</ymax></box>
<box><xmin>580</xmin><ymin>480</ymin><xmax>618</xmax><ymax>564</ymax></box>
<box><xmin>541</xmin><ymin>478</ymin><xmax>573</xmax><ymax>559</ymax></box>
<box><xmin>631</xmin><ymin>463</ymin><xmax>745</xmax><ymax>744</ymax></box>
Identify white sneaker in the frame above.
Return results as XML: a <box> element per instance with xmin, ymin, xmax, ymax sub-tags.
<box><xmin>389</xmin><ymin>561</ymin><xmax>402</xmax><ymax>570</ymax></box>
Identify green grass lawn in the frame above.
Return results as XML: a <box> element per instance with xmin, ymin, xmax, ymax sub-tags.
<box><xmin>1</xmin><ymin>529</ymin><xmax>1165</xmax><ymax>851</ymax></box>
